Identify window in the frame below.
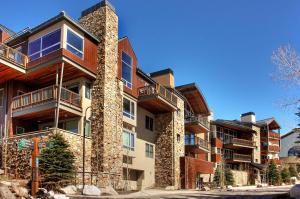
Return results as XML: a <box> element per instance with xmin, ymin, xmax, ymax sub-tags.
<box><xmin>85</xmin><ymin>83</ymin><xmax>92</xmax><ymax>99</ymax></box>
<box><xmin>123</xmin><ymin>97</ymin><xmax>135</xmax><ymax>119</ymax></box>
<box><xmin>66</xmin><ymin>29</ymin><xmax>83</xmax><ymax>58</ymax></box>
<box><xmin>145</xmin><ymin>143</ymin><xmax>154</xmax><ymax>158</ymax></box>
<box><xmin>85</xmin><ymin>120</ymin><xmax>91</xmax><ymax>137</ymax></box>
<box><xmin>123</xmin><ymin>130</ymin><xmax>135</xmax><ymax>151</ymax></box>
<box><xmin>0</xmin><ymin>89</ymin><xmax>3</xmax><ymax>107</ymax></box>
<box><xmin>28</xmin><ymin>29</ymin><xmax>61</xmax><ymax>61</ymax></box>
<box><xmin>16</xmin><ymin>126</ymin><xmax>25</xmax><ymax>135</ymax></box>
<box><xmin>177</xmin><ymin>134</ymin><xmax>181</xmax><ymax>143</ymax></box>
<box><xmin>121</xmin><ymin>52</ymin><xmax>132</xmax><ymax>89</ymax></box>
<box><xmin>58</xmin><ymin>119</ymin><xmax>79</xmax><ymax>134</ymax></box>
<box><xmin>123</xmin><ymin>155</ymin><xmax>133</xmax><ymax>164</ymax></box>
<box><xmin>145</xmin><ymin>116</ymin><xmax>153</xmax><ymax>131</ymax></box>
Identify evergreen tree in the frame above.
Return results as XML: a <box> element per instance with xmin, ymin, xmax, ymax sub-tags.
<box><xmin>289</xmin><ymin>165</ymin><xmax>298</xmax><ymax>177</ymax></box>
<box><xmin>39</xmin><ymin>133</ymin><xmax>75</xmax><ymax>190</ymax></box>
<box><xmin>281</xmin><ymin>168</ymin><xmax>290</xmax><ymax>184</ymax></box>
<box><xmin>297</xmin><ymin>165</ymin><xmax>300</xmax><ymax>173</ymax></box>
<box><xmin>225</xmin><ymin>168</ymin><xmax>234</xmax><ymax>186</ymax></box>
<box><xmin>268</xmin><ymin>160</ymin><xmax>280</xmax><ymax>185</ymax></box>
<box><xmin>213</xmin><ymin>167</ymin><xmax>222</xmax><ymax>187</ymax></box>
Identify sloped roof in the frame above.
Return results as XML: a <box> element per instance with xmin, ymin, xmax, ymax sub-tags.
<box><xmin>256</xmin><ymin>117</ymin><xmax>281</xmax><ymax>129</ymax></box>
<box><xmin>213</xmin><ymin>119</ymin><xmax>256</xmax><ymax>132</ymax></box>
<box><xmin>281</xmin><ymin>128</ymin><xmax>300</xmax><ymax>139</ymax></box>
<box><xmin>176</xmin><ymin>83</ymin><xmax>210</xmax><ymax>115</ymax></box>
<box><xmin>0</xmin><ymin>24</ymin><xmax>15</xmax><ymax>36</ymax></box>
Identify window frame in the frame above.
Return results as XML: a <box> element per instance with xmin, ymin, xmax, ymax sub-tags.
<box><xmin>66</xmin><ymin>28</ymin><xmax>84</xmax><ymax>59</ymax></box>
<box><xmin>123</xmin><ymin>97</ymin><xmax>135</xmax><ymax>120</ymax></box>
<box><xmin>28</xmin><ymin>28</ymin><xmax>61</xmax><ymax>61</ymax></box>
<box><xmin>121</xmin><ymin>51</ymin><xmax>133</xmax><ymax>89</ymax></box>
<box><xmin>145</xmin><ymin>143</ymin><xmax>154</xmax><ymax>158</ymax></box>
<box><xmin>16</xmin><ymin>126</ymin><xmax>25</xmax><ymax>135</ymax></box>
<box><xmin>145</xmin><ymin>115</ymin><xmax>154</xmax><ymax>131</ymax></box>
<box><xmin>85</xmin><ymin>82</ymin><xmax>92</xmax><ymax>99</ymax></box>
<box><xmin>123</xmin><ymin>130</ymin><xmax>135</xmax><ymax>151</ymax></box>
<box><xmin>85</xmin><ymin>120</ymin><xmax>91</xmax><ymax>137</ymax></box>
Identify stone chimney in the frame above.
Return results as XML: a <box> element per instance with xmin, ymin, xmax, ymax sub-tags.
<box><xmin>79</xmin><ymin>0</ymin><xmax>123</xmax><ymax>188</ymax></box>
<box><xmin>150</xmin><ymin>68</ymin><xmax>175</xmax><ymax>88</ymax></box>
<box><xmin>241</xmin><ymin>112</ymin><xmax>256</xmax><ymax>123</ymax></box>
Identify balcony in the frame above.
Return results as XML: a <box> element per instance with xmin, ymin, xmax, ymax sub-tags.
<box><xmin>223</xmin><ymin>137</ymin><xmax>256</xmax><ymax>149</ymax></box>
<box><xmin>268</xmin><ymin>145</ymin><xmax>280</xmax><ymax>153</ymax></box>
<box><xmin>185</xmin><ymin>137</ymin><xmax>210</xmax><ymax>154</ymax></box>
<box><xmin>138</xmin><ymin>84</ymin><xmax>178</xmax><ymax>113</ymax></box>
<box><xmin>11</xmin><ymin>85</ymin><xmax>82</xmax><ymax>119</ymax></box>
<box><xmin>269</xmin><ymin>131</ymin><xmax>280</xmax><ymax>140</ymax></box>
<box><xmin>185</xmin><ymin>115</ymin><xmax>210</xmax><ymax>133</ymax></box>
<box><xmin>224</xmin><ymin>153</ymin><xmax>252</xmax><ymax>163</ymax></box>
<box><xmin>0</xmin><ymin>43</ymin><xmax>28</xmax><ymax>83</ymax></box>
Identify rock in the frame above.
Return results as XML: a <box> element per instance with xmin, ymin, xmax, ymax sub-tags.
<box><xmin>83</xmin><ymin>185</ymin><xmax>101</xmax><ymax>196</ymax></box>
<box><xmin>11</xmin><ymin>184</ymin><xmax>28</xmax><ymax>198</ymax></box>
<box><xmin>257</xmin><ymin>184</ymin><xmax>263</xmax><ymax>188</ymax></box>
<box><xmin>0</xmin><ymin>170</ymin><xmax>4</xmax><ymax>175</ymax></box>
<box><xmin>0</xmin><ymin>181</ymin><xmax>12</xmax><ymax>187</ymax></box>
<box><xmin>226</xmin><ymin>185</ymin><xmax>233</xmax><ymax>191</ymax></box>
<box><xmin>53</xmin><ymin>194</ymin><xmax>69</xmax><ymax>199</ymax></box>
<box><xmin>60</xmin><ymin>185</ymin><xmax>77</xmax><ymax>195</ymax></box>
<box><xmin>100</xmin><ymin>186</ymin><xmax>118</xmax><ymax>196</ymax></box>
<box><xmin>281</xmin><ymin>183</ymin><xmax>286</xmax><ymax>186</ymax></box>
<box><xmin>201</xmin><ymin>186</ymin><xmax>210</xmax><ymax>191</ymax></box>
<box><xmin>165</xmin><ymin>186</ymin><xmax>176</xmax><ymax>190</ymax></box>
<box><xmin>290</xmin><ymin>184</ymin><xmax>300</xmax><ymax>198</ymax></box>
<box><xmin>0</xmin><ymin>185</ymin><xmax>16</xmax><ymax>199</ymax></box>
<box><xmin>291</xmin><ymin>177</ymin><xmax>298</xmax><ymax>185</ymax></box>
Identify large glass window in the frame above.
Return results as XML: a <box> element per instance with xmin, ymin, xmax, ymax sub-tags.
<box><xmin>145</xmin><ymin>116</ymin><xmax>153</xmax><ymax>131</ymax></box>
<box><xmin>85</xmin><ymin>82</ymin><xmax>92</xmax><ymax>99</ymax></box>
<box><xmin>121</xmin><ymin>52</ymin><xmax>132</xmax><ymax>89</ymax></box>
<box><xmin>66</xmin><ymin>29</ymin><xmax>83</xmax><ymax>58</ymax></box>
<box><xmin>28</xmin><ymin>29</ymin><xmax>61</xmax><ymax>61</ymax></box>
<box><xmin>145</xmin><ymin>143</ymin><xmax>154</xmax><ymax>158</ymax></box>
<box><xmin>85</xmin><ymin>120</ymin><xmax>91</xmax><ymax>137</ymax></box>
<box><xmin>123</xmin><ymin>130</ymin><xmax>135</xmax><ymax>151</ymax></box>
<box><xmin>58</xmin><ymin>119</ymin><xmax>79</xmax><ymax>134</ymax></box>
<box><xmin>123</xmin><ymin>97</ymin><xmax>135</xmax><ymax>119</ymax></box>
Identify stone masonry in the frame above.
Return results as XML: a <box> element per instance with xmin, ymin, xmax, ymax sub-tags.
<box><xmin>155</xmin><ymin>97</ymin><xmax>185</xmax><ymax>189</ymax></box>
<box><xmin>79</xmin><ymin>1</ymin><xmax>124</xmax><ymax>189</ymax></box>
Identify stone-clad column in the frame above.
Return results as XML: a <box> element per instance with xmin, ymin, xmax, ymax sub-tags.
<box><xmin>155</xmin><ymin>97</ymin><xmax>185</xmax><ymax>189</ymax></box>
<box><xmin>79</xmin><ymin>1</ymin><xmax>123</xmax><ymax>188</ymax></box>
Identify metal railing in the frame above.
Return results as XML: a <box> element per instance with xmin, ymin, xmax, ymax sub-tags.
<box><xmin>185</xmin><ymin>114</ymin><xmax>210</xmax><ymax>129</ymax></box>
<box><xmin>269</xmin><ymin>131</ymin><xmax>280</xmax><ymax>139</ymax></box>
<box><xmin>12</xmin><ymin>85</ymin><xmax>81</xmax><ymax>111</ymax></box>
<box><xmin>185</xmin><ymin>137</ymin><xmax>209</xmax><ymax>150</ymax></box>
<box><xmin>138</xmin><ymin>84</ymin><xmax>178</xmax><ymax>107</ymax></box>
<box><xmin>0</xmin><ymin>43</ymin><xmax>28</xmax><ymax>67</ymax></box>
<box><xmin>223</xmin><ymin>137</ymin><xmax>255</xmax><ymax>147</ymax></box>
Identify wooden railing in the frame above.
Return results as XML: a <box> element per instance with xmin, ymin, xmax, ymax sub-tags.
<box><xmin>12</xmin><ymin>85</ymin><xmax>81</xmax><ymax>111</ymax></box>
<box><xmin>185</xmin><ymin>137</ymin><xmax>209</xmax><ymax>150</ymax></box>
<box><xmin>138</xmin><ymin>84</ymin><xmax>178</xmax><ymax>107</ymax></box>
<box><xmin>224</xmin><ymin>153</ymin><xmax>252</xmax><ymax>162</ymax></box>
<box><xmin>185</xmin><ymin>114</ymin><xmax>210</xmax><ymax>129</ymax></box>
<box><xmin>224</xmin><ymin>137</ymin><xmax>255</xmax><ymax>147</ymax></box>
<box><xmin>0</xmin><ymin>43</ymin><xmax>28</xmax><ymax>67</ymax></box>
<box><xmin>269</xmin><ymin>131</ymin><xmax>280</xmax><ymax>139</ymax></box>
<box><xmin>269</xmin><ymin>145</ymin><xmax>280</xmax><ymax>153</ymax></box>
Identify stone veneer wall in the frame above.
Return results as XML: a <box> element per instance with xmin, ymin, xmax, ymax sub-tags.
<box><xmin>252</xmin><ymin>125</ymin><xmax>261</xmax><ymax>164</ymax></box>
<box><xmin>155</xmin><ymin>97</ymin><xmax>184</xmax><ymax>189</ymax></box>
<box><xmin>4</xmin><ymin>129</ymin><xmax>92</xmax><ymax>183</ymax></box>
<box><xmin>79</xmin><ymin>1</ymin><xmax>124</xmax><ymax>188</ymax></box>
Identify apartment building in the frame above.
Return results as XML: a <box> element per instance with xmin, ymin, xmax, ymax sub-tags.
<box><xmin>176</xmin><ymin>83</ymin><xmax>214</xmax><ymax>189</ymax></box>
<box><xmin>0</xmin><ymin>0</ymin><xmax>188</xmax><ymax>191</ymax></box>
<box><xmin>256</xmin><ymin>118</ymin><xmax>281</xmax><ymax>164</ymax></box>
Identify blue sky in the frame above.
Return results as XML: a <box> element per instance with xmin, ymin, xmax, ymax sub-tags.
<box><xmin>1</xmin><ymin>0</ymin><xmax>299</xmax><ymax>133</ymax></box>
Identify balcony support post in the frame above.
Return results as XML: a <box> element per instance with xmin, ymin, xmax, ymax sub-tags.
<box><xmin>54</xmin><ymin>63</ymin><xmax>64</xmax><ymax>129</ymax></box>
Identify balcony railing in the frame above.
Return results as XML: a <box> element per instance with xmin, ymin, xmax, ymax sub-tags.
<box><xmin>224</xmin><ymin>137</ymin><xmax>255</xmax><ymax>148</ymax></box>
<box><xmin>185</xmin><ymin>115</ymin><xmax>210</xmax><ymax>130</ymax></box>
<box><xmin>224</xmin><ymin>153</ymin><xmax>252</xmax><ymax>162</ymax></box>
<box><xmin>12</xmin><ymin>85</ymin><xmax>81</xmax><ymax>111</ymax></box>
<box><xmin>269</xmin><ymin>145</ymin><xmax>280</xmax><ymax>153</ymax></box>
<box><xmin>0</xmin><ymin>43</ymin><xmax>28</xmax><ymax>67</ymax></box>
<box><xmin>269</xmin><ymin>131</ymin><xmax>280</xmax><ymax>139</ymax></box>
<box><xmin>185</xmin><ymin>137</ymin><xmax>210</xmax><ymax>151</ymax></box>
<box><xmin>138</xmin><ymin>84</ymin><xmax>178</xmax><ymax>107</ymax></box>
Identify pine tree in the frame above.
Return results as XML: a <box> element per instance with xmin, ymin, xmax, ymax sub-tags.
<box><xmin>289</xmin><ymin>165</ymin><xmax>298</xmax><ymax>177</ymax></box>
<box><xmin>225</xmin><ymin>168</ymin><xmax>234</xmax><ymax>186</ymax></box>
<box><xmin>213</xmin><ymin>167</ymin><xmax>222</xmax><ymax>187</ymax></box>
<box><xmin>297</xmin><ymin>165</ymin><xmax>300</xmax><ymax>173</ymax></box>
<box><xmin>268</xmin><ymin>160</ymin><xmax>280</xmax><ymax>185</ymax></box>
<box><xmin>281</xmin><ymin>168</ymin><xmax>290</xmax><ymax>184</ymax></box>
<box><xmin>39</xmin><ymin>133</ymin><xmax>75</xmax><ymax>190</ymax></box>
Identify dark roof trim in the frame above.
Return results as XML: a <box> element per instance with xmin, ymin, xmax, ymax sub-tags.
<box><xmin>241</xmin><ymin>112</ymin><xmax>255</xmax><ymax>117</ymax></box>
<box><xmin>150</xmin><ymin>68</ymin><xmax>174</xmax><ymax>77</ymax></box>
<box><xmin>6</xmin><ymin>11</ymin><xmax>99</xmax><ymax>45</ymax></box>
<box><xmin>213</xmin><ymin>119</ymin><xmax>256</xmax><ymax>132</ymax></box>
<box><xmin>136</xmin><ymin>68</ymin><xmax>156</xmax><ymax>84</ymax></box>
<box><xmin>81</xmin><ymin>0</ymin><xmax>116</xmax><ymax>17</ymax></box>
<box><xmin>256</xmin><ymin>117</ymin><xmax>281</xmax><ymax>129</ymax></box>
<box><xmin>0</xmin><ymin>24</ymin><xmax>15</xmax><ymax>36</ymax></box>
